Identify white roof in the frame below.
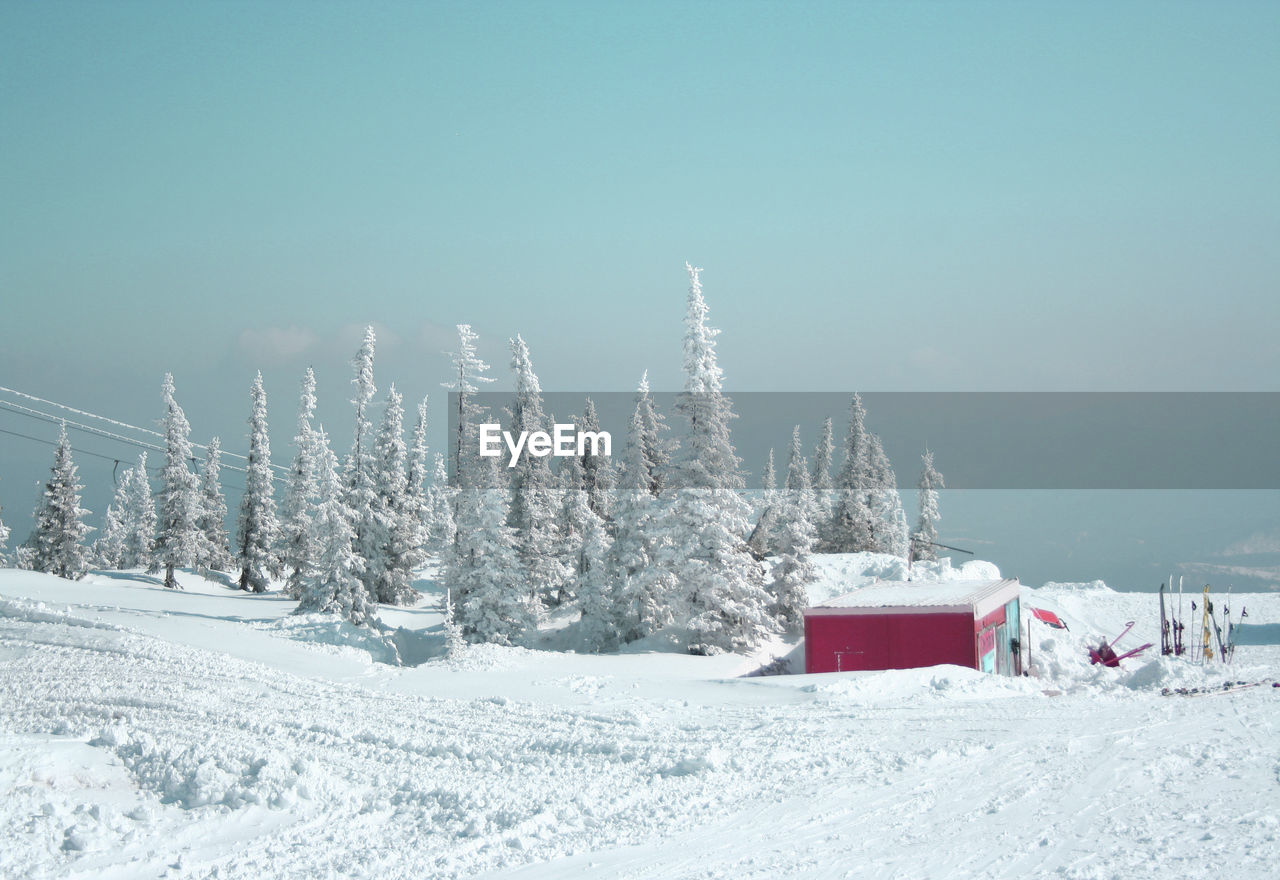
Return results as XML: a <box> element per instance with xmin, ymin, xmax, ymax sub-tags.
<box><xmin>806</xmin><ymin>578</ymin><xmax>1021</xmax><ymax>620</ymax></box>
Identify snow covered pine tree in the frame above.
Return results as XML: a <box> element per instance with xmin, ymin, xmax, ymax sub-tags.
<box><xmin>909</xmin><ymin>449</ymin><xmax>944</xmax><ymax>562</ymax></box>
<box><xmin>30</xmin><ymin>423</ymin><xmax>92</xmax><ymax>580</ymax></box>
<box><xmin>236</xmin><ymin>372</ymin><xmax>280</xmax><ymax>592</ymax></box>
<box><xmin>296</xmin><ymin>427</ymin><xmax>378</xmax><ymax>626</ymax></box>
<box><xmin>662</xmin><ymin>263</ymin><xmax>772</xmax><ymax>655</ymax></box>
<box><xmin>279</xmin><ymin>368</ymin><xmax>320</xmax><ymax>599</ymax></box>
<box><xmin>196</xmin><ymin>437</ymin><xmax>235</xmax><ymax>573</ymax></box>
<box><xmin>155</xmin><ymin>374</ymin><xmax>202</xmax><ymax>589</ymax></box>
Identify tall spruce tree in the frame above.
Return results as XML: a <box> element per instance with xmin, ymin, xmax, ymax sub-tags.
<box><xmin>279</xmin><ymin>368</ymin><xmax>320</xmax><ymax>599</ymax></box>
<box><xmin>443</xmin><ymin>324</ymin><xmax>496</xmax><ymax>492</ymax></box>
<box><xmin>344</xmin><ymin>326</ymin><xmax>381</xmax><ymax>600</ymax></box>
<box><xmin>155</xmin><ymin>373</ymin><xmax>201</xmax><ymax>588</ymax></box>
<box><xmin>866</xmin><ymin>432</ymin><xmax>908</xmax><ymax>557</ymax></box>
<box><xmin>910</xmin><ymin>449</ymin><xmax>944</xmax><ymax>563</ymax></box>
<box><xmin>423</xmin><ymin>452</ymin><xmax>456</xmax><ymax>553</ymax></box>
<box><xmin>30</xmin><ymin>424</ymin><xmax>92</xmax><ymax>580</ymax></box>
<box><xmin>296</xmin><ymin>427</ymin><xmax>378</xmax><ymax>626</ymax></box>
<box><xmin>769</xmin><ymin>426</ymin><xmax>817</xmax><ymax>632</ymax></box>
<box><xmin>450</xmin><ymin>483</ymin><xmax>537</xmax><ymax>645</ymax></box>
<box><xmin>578</xmin><ymin>397</ymin><xmax>616</xmax><ymax>521</ymax></box>
<box><xmin>440</xmin><ymin>325</ymin><xmax>532</xmax><ymax>642</ymax></box>
<box><xmin>507</xmin><ymin>335</ymin><xmax>566</xmax><ymax>606</ymax></box>
<box><xmin>122</xmin><ymin>454</ymin><xmax>157</xmax><ymax>570</ymax></box>
<box><xmin>747</xmin><ymin>448</ymin><xmax>779</xmax><ymax>558</ymax></box>
<box><xmin>0</xmin><ymin>478</ymin><xmax>10</xmax><ymax>565</ymax></box>
<box><xmin>196</xmin><ymin>437</ymin><xmax>235</xmax><ymax>572</ymax></box>
<box><xmin>566</xmin><ymin>484</ymin><xmax>616</xmax><ymax>651</ymax></box>
<box><xmin>828</xmin><ymin>394</ymin><xmax>875</xmax><ymax>553</ymax></box>
<box><xmin>663</xmin><ymin>263</ymin><xmax>771</xmax><ymax>655</ymax></box>
<box><xmin>371</xmin><ymin>385</ymin><xmax>420</xmax><ymax>605</ymax></box>
<box><xmin>633</xmin><ymin>371</ymin><xmax>671</xmax><ymax>497</ymax></box>
<box><xmin>607</xmin><ymin>386</ymin><xmax>674</xmax><ymax>643</ymax></box>
<box><xmin>811</xmin><ymin>416</ymin><xmax>836</xmax><ymax>549</ymax></box>
<box><xmin>96</xmin><ymin>454</ymin><xmax>155</xmax><ymax>569</ymax></box>
<box><xmin>405</xmin><ymin>397</ymin><xmax>432</xmax><ymax>556</ymax></box>
<box><xmin>236</xmin><ymin>372</ymin><xmax>280</xmax><ymax>592</ymax></box>
<box><xmin>95</xmin><ymin>477</ymin><xmax>130</xmax><ymax>569</ymax></box>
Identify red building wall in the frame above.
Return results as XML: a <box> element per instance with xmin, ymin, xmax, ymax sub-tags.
<box><xmin>805</xmin><ymin>611</ymin><xmax>977</xmax><ymax>673</ymax></box>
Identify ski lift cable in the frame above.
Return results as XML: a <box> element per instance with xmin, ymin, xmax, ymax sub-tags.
<box><xmin>0</xmin><ymin>416</ymin><xmax>257</xmax><ymax>489</ymax></box>
<box><xmin>0</xmin><ymin>399</ymin><xmax>169</xmax><ymax>456</ymax></box>
<box><xmin>0</xmin><ymin>385</ymin><xmax>289</xmax><ymax>475</ymax></box>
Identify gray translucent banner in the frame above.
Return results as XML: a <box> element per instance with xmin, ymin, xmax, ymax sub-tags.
<box><xmin>449</xmin><ymin>392</ymin><xmax>1279</xmax><ymax>489</ymax></box>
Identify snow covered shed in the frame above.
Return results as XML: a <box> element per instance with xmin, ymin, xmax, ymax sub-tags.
<box><xmin>803</xmin><ymin>579</ymin><xmax>1022</xmax><ymax>675</ymax></box>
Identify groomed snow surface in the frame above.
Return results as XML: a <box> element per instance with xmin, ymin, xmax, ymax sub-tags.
<box><xmin>2</xmin><ymin>554</ymin><xmax>1278</xmax><ymax>880</ymax></box>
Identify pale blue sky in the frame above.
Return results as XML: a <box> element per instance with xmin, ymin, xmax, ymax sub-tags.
<box><xmin>1</xmin><ymin>1</ymin><xmax>1277</xmax><ymax>584</ymax></box>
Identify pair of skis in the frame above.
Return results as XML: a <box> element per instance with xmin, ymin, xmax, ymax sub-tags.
<box><xmin>1159</xmin><ymin>578</ymin><xmax>1186</xmax><ymax>656</ymax></box>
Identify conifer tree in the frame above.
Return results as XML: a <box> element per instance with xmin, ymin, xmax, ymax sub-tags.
<box><xmin>423</xmin><ymin>452</ymin><xmax>456</xmax><ymax>552</ymax></box>
<box><xmin>910</xmin><ymin>449</ymin><xmax>945</xmax><ymax>563</ymax></box>
<box><xmin>121</xmin><ymin>454</ymin><xmax>157</xmax><ymax>570</ymax></box>
<box><xmin>634</xmin><ymin>371</ymin><xmax>672</xmax><ymax>497</ymax></box>
<box><xmin>279</xmin><ymin>368</ymin><xmax>320</xmax><ymax>599</ymax></box>
<box><xmin>155</xmin><ymin>373</ymin><xmax>201</xmax><ymax>588</ymax></box>
<box><xmin>96</xmin><ymin>456</ymin><xmax>155</xmax><ymax>570</ymax></box>
<box><xmin>405</xmin><ymin>397</ymin><xmax>432</xmax><ymax>553</ymax></box>
<box><xmin>507</xmin><ymin>335</ymin><xmax>567</xmax><ymax>606</ymax></box>
<box><xmin>296</xmin><ymin>427</ymin><xmax>378</xmax><ymax>626</ymax></box>
<box><xmin>371</xmin><ymin>385</ymin><xmax>420</xmax><ymax>605</ymax></box>
<box><xmin>0</xmin><ymin>480</ymin><xmax>10</xmax><ymax>566</ymax></box>
<box><xmin>196</xmin><ymin>437</ymin><xmax>235</xmax><ymax>572</ymax></box>
<box><xmin>866</xmin><ymin>432</ymin><xmax>908</xmax><ymax>557</ymax></box>
<box><xmin>30</xmin><ymin>424</ymin><xmax>91</xmax><ymax>580</ymax></box>
<box><xmin>95</xmin><ymin>480</ymin><xmax>130</xmax><ymax>569</ymax></box>
<box><xmin>664</xmin><ymin>263</ymin><xmax>771</xmax><ymax>655</ymax></box>
<box><xmin>344</xmin><ymin>326</ymin><xmax>381</xmax><ymax>600</ymax></box>
<box><xmin>449</xmin><ymin>483</ymin><xmax>537</xmax><ymax>645</ymax></box>
<box><xmin>440</xmin><ymin>326</ymin><xmax>532</xmax><ymax>643</ymax></box>
<box><xmin>769</xmin><ymin>426</ymin><xmax>817</xmax><ymax>632</ymax></box>
<box><xmin>747</xmin><ymin>448</ymin><xmax>779</xmax><ymax>558</ymax></box>
<box><xmin>442</xmin><ymin>324</ymin><xmax>496</xmax><ymax>492</ymax></box>
<box><xmin>828</xmin><ymin>394</ymin><xmax>875</xmax><ymax>553</ymax></box>
<box><xmin>607</xmin><ymin>390</ymin><xmax>673</xmax><ymax>642</ymax></box>
<box><xmin>811</xmin><ymin>416</ymin><xmax>836</xmax><ymax>549</ymax></box>
<box><xmin>566</xmin><ymin>485</ymin><xmax>616</xmax><ymax>651</ymax></box>
<box><xmin>236</xmin><ymin>372</ymin><xmax>280</xmax><ymax>592</ymax></box>
<box><xmin>578</xmin><ymin>397</ymin><xmax>616</xmax><ymax>521</ymax></box>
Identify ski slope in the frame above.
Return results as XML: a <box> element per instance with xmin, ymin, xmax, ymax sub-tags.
<box><xmin>2</xmin><ymin>561</ymin><xmax>1278</xmax><ymax>879</ymax></box>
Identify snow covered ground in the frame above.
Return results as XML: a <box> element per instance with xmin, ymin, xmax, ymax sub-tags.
<box><xmin>2</xmin><ymin>557</ymin><xmax>1278</xmax><ymax>879</ymax></box>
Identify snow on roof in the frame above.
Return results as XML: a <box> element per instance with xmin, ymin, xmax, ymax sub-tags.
<box><xmin>806</xmin><ymin>578</ymin><xmax>1021</xmax><ymax>618</ymax></box>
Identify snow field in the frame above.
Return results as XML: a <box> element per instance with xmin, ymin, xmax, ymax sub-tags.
<box><xmin>2</xmin><ymin>562</ymin><xmax>1279</xmax><ymax>879</ymax></box>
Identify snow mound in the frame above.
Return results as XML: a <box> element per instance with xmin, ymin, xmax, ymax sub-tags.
<box><xmin>90</xmin><ymin>723</ymin><xmax>341</xmax><ymax>810</ymax></box>
<box><xmin>806</xmin><ymin>552</ymin><xmax>1001</xmax><ymax>605</ymax></box>
<box><xmin>254</xmin><ymin>614</ymin><xmax>402</xmax><ymax>666</ymax></box>
<box><xmin>805</xmin><ymin>665</ymin><xmax>1037</xmax><ymax>705</ymax></box>
<box><xmin>1040</xmin><ymin>579</ymin><xmax>1114</xmax><ymax>593</ymax></box>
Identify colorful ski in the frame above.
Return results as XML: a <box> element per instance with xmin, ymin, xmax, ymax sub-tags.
<box><xmin>1160</xmin><ymin>583</ymin><xmax>1171</xmax><ymax>655</ymax></box>
<box><xmin>1201</xmin><ymin>585</ymin><xmax>1214</xmax><ymax>662</ymax></box>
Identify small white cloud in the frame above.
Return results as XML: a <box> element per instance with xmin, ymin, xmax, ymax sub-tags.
<box><xmin>238</xmin><ymin>326</ymin><xmax>319</xmax><ymax>363</ymax></box>
<box><xmin>337</xmin><ymin>322</ymin><xmax>401</xmax><ymax>353</ymax></box>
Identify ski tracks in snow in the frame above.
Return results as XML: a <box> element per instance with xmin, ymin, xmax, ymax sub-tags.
<box><xmin>3</xmin><ymin>596</ymin><xmax>1279</xmax><ymax>879</ymax></box>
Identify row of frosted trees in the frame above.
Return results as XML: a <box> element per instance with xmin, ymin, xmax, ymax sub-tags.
<box><xmin>8</xmin><ymin>331</ymin><xmax>455</xmax><ymax>625</ymax></box>
<box><xmin>2</xmin><ymin>266</ymin><xmax>946</xmax><ymax>656</ymax></box>
<box><xmin>439</xmin><ymin>264</ymin><xmax>946</xmax><ymax>655</ymax></box>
